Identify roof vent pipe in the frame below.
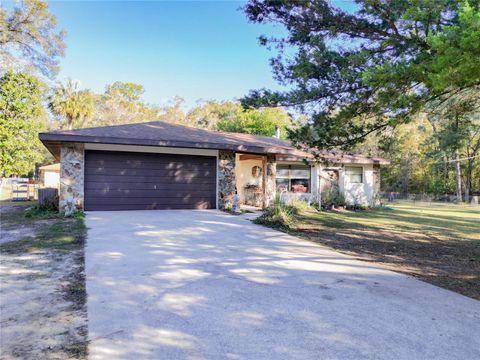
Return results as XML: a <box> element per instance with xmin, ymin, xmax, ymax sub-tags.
<box><xmin>274</xmin><ymin>125</ymin><xmax>281</xmax><ymax>139</ymax></box>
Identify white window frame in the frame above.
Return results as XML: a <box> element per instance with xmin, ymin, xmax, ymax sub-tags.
<box><xmin>345</xmin><ymin>166</ymin><xmax>364</xmax><ymax>184</ymax></box>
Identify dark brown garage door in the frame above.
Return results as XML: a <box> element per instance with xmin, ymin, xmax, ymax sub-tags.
<box><xmin>84</xmin><ymin>150</ymin><xmax>216</xmax><ymax>211</ymax></box>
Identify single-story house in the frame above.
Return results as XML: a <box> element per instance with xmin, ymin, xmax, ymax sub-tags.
<box><xmin>38</xmin><ymin>121</ymin><xmax>389</xmax><ymax>212</ymax></box>
<box><xmin>38</xmin><ymin>163</ymin><xmax>60</xmax><ymax>189</ymax></box>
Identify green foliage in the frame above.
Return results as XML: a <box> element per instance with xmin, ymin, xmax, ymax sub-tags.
<box><xmin>254</xmin><ymin>196</ymin><xmax>308</xmax><ymax>229</ymax></box>
<box><xmin>242</xmin><ymin>0</ymin><xmax>480</xmax><ymax>149</ymax></box>
<box><xmin>187</xmin><ymin>100</ymin><xmax>238</xmax><ymax>129</ymax></box>
<box><xmin>66</xmin><ymin>210</ymin><xmax>85</xmax><ymax>219</ymax></box>
<box><xmin>0</xmin><ymin>0</ymin><xmax>66</xmax><ymax>78</ymax></box>
<box><xmin>105</xmin><ymin>82</ymin><xmax>144</xmax><ymax>103</ymax></box>
<box><xmin>24</xmin><ymin>204</ymin><xmax>61</xmax><ymax>219</ymax></box>
<box><xmin>216</xmin><ymin>106</ymin><xmax>291</xmax><ymax>139</ymax></box>
<box><xmin>95</xmin><ymin>81</ymin><xmax>155</xmax><ymax>126</ymax></box>
<box><xmin>0</xmin><ymin>70</ymin><xmax>46</xmax><ymax>176</ymax></box>
<box><xmin>320</xmin><ymin>188</ymin><xmax>346</xmax><ymax>209</ymax></box>
<box><xmin>426</xmin><ymin>2</ymin><xmax>480</xmax><ymax>92</ymax></box>
<box><xmin>48</xmin><ymin>79</ymin><xmax>95</xmax><ymax>130</ymax></box>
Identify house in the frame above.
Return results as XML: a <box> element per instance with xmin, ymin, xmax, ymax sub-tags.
<box><xmin>38</xmin><ymin>121</ymin><xmax>389</xmax><ymax>212</ymax></box>
<box><xmin>38</xmin><ymin>163</ymin><xmax>60</xmax><ymax>189</ymax></box>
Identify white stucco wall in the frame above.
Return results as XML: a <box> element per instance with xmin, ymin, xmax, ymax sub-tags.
<box><xmin>235</xmin><ymin>157</ymin><xmax>263</xmax><ymax>203</ymax></box>
<box><xmin>43</xmin><ymin>171</ymin><xmax>60</xmax><ymax>188</ymax></box>
<box><xmin>342</xmin><ymin>164</ymin><xmax>374</xmax><ymax>206</ymax></box>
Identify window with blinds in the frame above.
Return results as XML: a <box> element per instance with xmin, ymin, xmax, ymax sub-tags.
<box><xmin>345</xmin><ymin>166</ymin><xmax>363</xmax><ymax>184</ymax></box>
<box><xmin>276</xmin><ymin>165</ymin><xmax>311</xmax><ymax>193</ymax></box>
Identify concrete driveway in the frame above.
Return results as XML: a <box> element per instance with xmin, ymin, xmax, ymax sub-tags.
<box><xmin>86</xmin><ymin>210</ymin><xmax>480</xmax><ymax>360</ymax></box>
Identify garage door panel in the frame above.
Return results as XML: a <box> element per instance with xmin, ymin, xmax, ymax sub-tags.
<box><xmin>84</xmin><ymin>150</ymin><xmax>216</xmax><ymax>211</ymax></box>
<box><xmin>85</xmin><ymin>189</ymin><xmax>215</xmax><ymax>198</ymax></box>
<box><xmin>83</xmin><ymin>203</ymin><xmax>212</xmax><ymax>211</ymax></box>
<box><xmin>85</xmin><ymin>182</ymin><xmax>215</xmax><ymax>191</ymax></box>
<box><xmin>84</xmin><ymin>175</ymin><xmax>215</xmax><ymax>184</ymax></box>
<box><xmin>85</xmin><ymin>196</ymin><xmax>215</xmax><ymax>206</ymax></box>
<box><xmin>85</xmin><ymin>160</ymin><xmax>215</xmax><ymax>170</ymax></box>
<box><xmin>85</xmin><ymin>167</ymin><xmax>215</xmax><ymax>178</ymax></box>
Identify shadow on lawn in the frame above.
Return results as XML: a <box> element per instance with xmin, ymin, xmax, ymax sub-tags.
<box><xmin>292</xmin><ymin>208</ymin><xmax>480</xmax><ymax>300</ymax></box>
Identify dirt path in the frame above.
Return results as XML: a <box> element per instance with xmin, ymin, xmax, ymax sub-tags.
<box><xmin>0</xmin><ymin>203</ymin><xmax>87</xmax><ymax>359</ymax></box>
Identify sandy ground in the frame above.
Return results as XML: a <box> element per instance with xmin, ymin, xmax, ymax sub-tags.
<box><xmin>0</xmin><ymin>251</ymin><xmax>86</xmax><ymax>359</ymax></box>
<box><xmin>0</xmin><ymin>204</ymin><xmax>87</xmax><ymax>359</ymax></box>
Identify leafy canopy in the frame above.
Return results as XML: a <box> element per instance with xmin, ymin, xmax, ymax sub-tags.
<box><xmin>242</xmin><ymin>0</ymin><xmax>480</xmax><ymax>149</ymax></box>
<box><xmin>0</xmin><ymin>70</ymin><xmax>45</xmax><ymax>176</ymax></box>
<box><xmin>216</xmin><ymin>106</ymin><xmax>291</xmax><ymax>139</ymax></box>
<box><xmin>0</xmin><ymin>0</ymin><xmax>66</xmax><ymax>78</ymax></box>
<box><xmin>48</xmin><ymin>79</ymin><xmax>95</xmax><ymax>130</ymax></box>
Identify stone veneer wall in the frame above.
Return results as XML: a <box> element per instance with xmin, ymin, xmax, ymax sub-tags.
<box><xmin>60</xmin><ymin>143</ymin><xmax>85</xmax><ymax>212</ymax></box>
<box><xmin>218</xmin><ymin>150</ymin><xmax>236</xmax><ymax>210</ymax></box>
<box><xmin>265</xmin><ymin>154</ymin><xmax>276</xmax><ymax>207</ymax></box>
<box><xmin>372</xmin><ymin>164</ymin><xmax>381</xmax><ymax>205</ymax></box>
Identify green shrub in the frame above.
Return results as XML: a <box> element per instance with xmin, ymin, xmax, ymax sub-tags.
<box><xmin>66</xmin><ymin>210</ymin><xmax>85</xmax><ymax>219</ymax></box>
<box><xmin>290</xmin><ymin>199</ymin><xmax>309</xmax><ymax>213</ymax></box>
<box><xmin>254</xmin><ymin>195</ymin><xmax>297</xmax><ymax>229</ymax></box>
<box><xmin>321</xmin><ymin>188</ymin><xmax>346</xmax><ymax>209</ymax></box>
<box><xmin>24</xmin><ymin>204</ymin><xmax>61</xmax><ymax>219</ymax></box>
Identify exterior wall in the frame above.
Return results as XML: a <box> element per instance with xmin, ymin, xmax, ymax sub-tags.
<box><xmin>218</xmin><ymin>150</ymin><xmax>236</xmax><ymax>210</ymax></box>
<box><xmin>372</xmin><ymin>164</ymin><xmax>381</xmax><ymax>205</ymax></box>
<box><xmin>235</xmin><ymin>156</ymin><xmax>263</xmax><ymax>204</ymax></box>
<box><xmin>265</xmin><ymin>154</ymin><xmax>276</xmax><ymax>207</ymax></box>
<box><xmin>311</xmin><ymin>164</ymin><xmax>320</xmax><ymax>202</ymax></box>
<box><xmin>271</xmin><ymin>162</ymin><xmax>379</xmax><ymax>207</ymax></box>
<box><xmin>43</xmin><ymin>171</ymin><xmax>60</xmax><ymax>188</ymax></box>
<box><xmin>342</xmin><ymin>164</ymin><xmax>374</xmax><ymax>206</ymax></box>
<box><xmin>60</xmin><ymin>143</ymin><xmax>84</xmax><ymax>212</ymax></box>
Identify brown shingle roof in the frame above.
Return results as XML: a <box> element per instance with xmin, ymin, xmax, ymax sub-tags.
<box><xmin>39</xmin><ymin>121</ymin><xmax>390</xmax><ymax>165</ymax></box>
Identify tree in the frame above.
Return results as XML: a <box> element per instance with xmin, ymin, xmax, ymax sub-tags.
<box><xmin>105</xmin><ymin>81</ymin><xmax>145</xmax><ymax>103</ymax></box>
<box><xmin>0</xmin><ymin>70</ymin><xmax>45</xmax><ymax>176</ymax></box>
<box><xmin>95</xmin><ymin>82</ymin><xmax>155</xmax><ymax>126</ymax></box>
<box><xmin>48</xmin><ymin>79</ymin><xmax>95</xmax><ymax>130</ymax></box>
<box><xmin>186</xmin><ymin>100</ymin><xmax>238</xmax><ymax>129</ymax></box>
<box><xmin>156</xmin><ymin>96</ymin><xmax>189</xmax><ymax>125</ymax></box>
<box><xmin>428</xmin><ymin>88</ymin><xmax>480</xmax><ymax>201</ymax></box>
<box><xmin>0</xmin><ymin>0</ymin><xmax>66</xmax><ymax>78</ymax></box>
<box><xmin>216</xmin><ymin>105</ymin><xmax>292</xmax><ymax>139</ymax></box>
<box><xmin>241</xmin><ymin>1</ymin><xmax>480</xmax><ymax>149</ymax></box>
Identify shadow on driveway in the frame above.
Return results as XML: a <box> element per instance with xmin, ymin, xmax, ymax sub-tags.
<box><xmin>85</xmin><ymin>210</ymin><xmax>480</xmax><ymax>360</ymax></box>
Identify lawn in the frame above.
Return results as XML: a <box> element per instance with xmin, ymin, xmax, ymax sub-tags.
<box><xmin>0</xmin><ymin>201</ymin><xmax>88</xmax><ymax>359</ymax></box>
<box><xmin>273</xmin><ymin>201</ymin><xmax>480</xmax><ymax>300</ymax></box>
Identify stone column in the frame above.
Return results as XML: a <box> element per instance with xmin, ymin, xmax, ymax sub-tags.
<box><xmin>218</xmin><ymin>150</ymin><xmax>236</xmax><ymax>210</ymax></box>
<box><xmin>60</xmin><ymin>143</ymin><xmax>84</xmax><ymax>213</ymax></box>
<box><xmin>265</xmin><ymin>154</ymin><xmax>276</xmax><ymax>207</ymax></box>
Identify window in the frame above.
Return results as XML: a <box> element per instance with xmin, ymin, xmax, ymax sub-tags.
<box><xmin>276</xmin><ymin>165</ymin><xmax>311</xmax><ymax>193</ymax></box>
<box><xmin>345</xmin><ymin>166</ymin><xmax>363</xmax><ymax>183</ymax></box>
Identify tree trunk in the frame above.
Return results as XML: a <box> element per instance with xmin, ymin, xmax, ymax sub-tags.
<box><xmin>454</xmin><ymin>151</ymin><xmax>462</xmax><ymax>202</ymax></box>
<box><xmin>67</xmin><ymin>115</ymin><xmax>73</xmax><ymax>130</ymax></box>
<box><xmin>464</xmin><ymin>159</ymin><xmax>472</xmax><ymax>203</ymax></box>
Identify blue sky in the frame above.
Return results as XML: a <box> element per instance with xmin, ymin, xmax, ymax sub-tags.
<box><xmin>46</xmin><ymin>1</ymin><xmax>287</xmax><ymax>109</ymax></box>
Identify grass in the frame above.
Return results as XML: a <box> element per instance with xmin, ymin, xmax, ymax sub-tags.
<box><xmin>258</xmin><ymin>200</ymin><xmax>480</xmax><ymax>300</ymax></box>
<box><xmin>0</xmin><ymin>201</ymin><xmax>88</xmax><ymax>358</ymax></box>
